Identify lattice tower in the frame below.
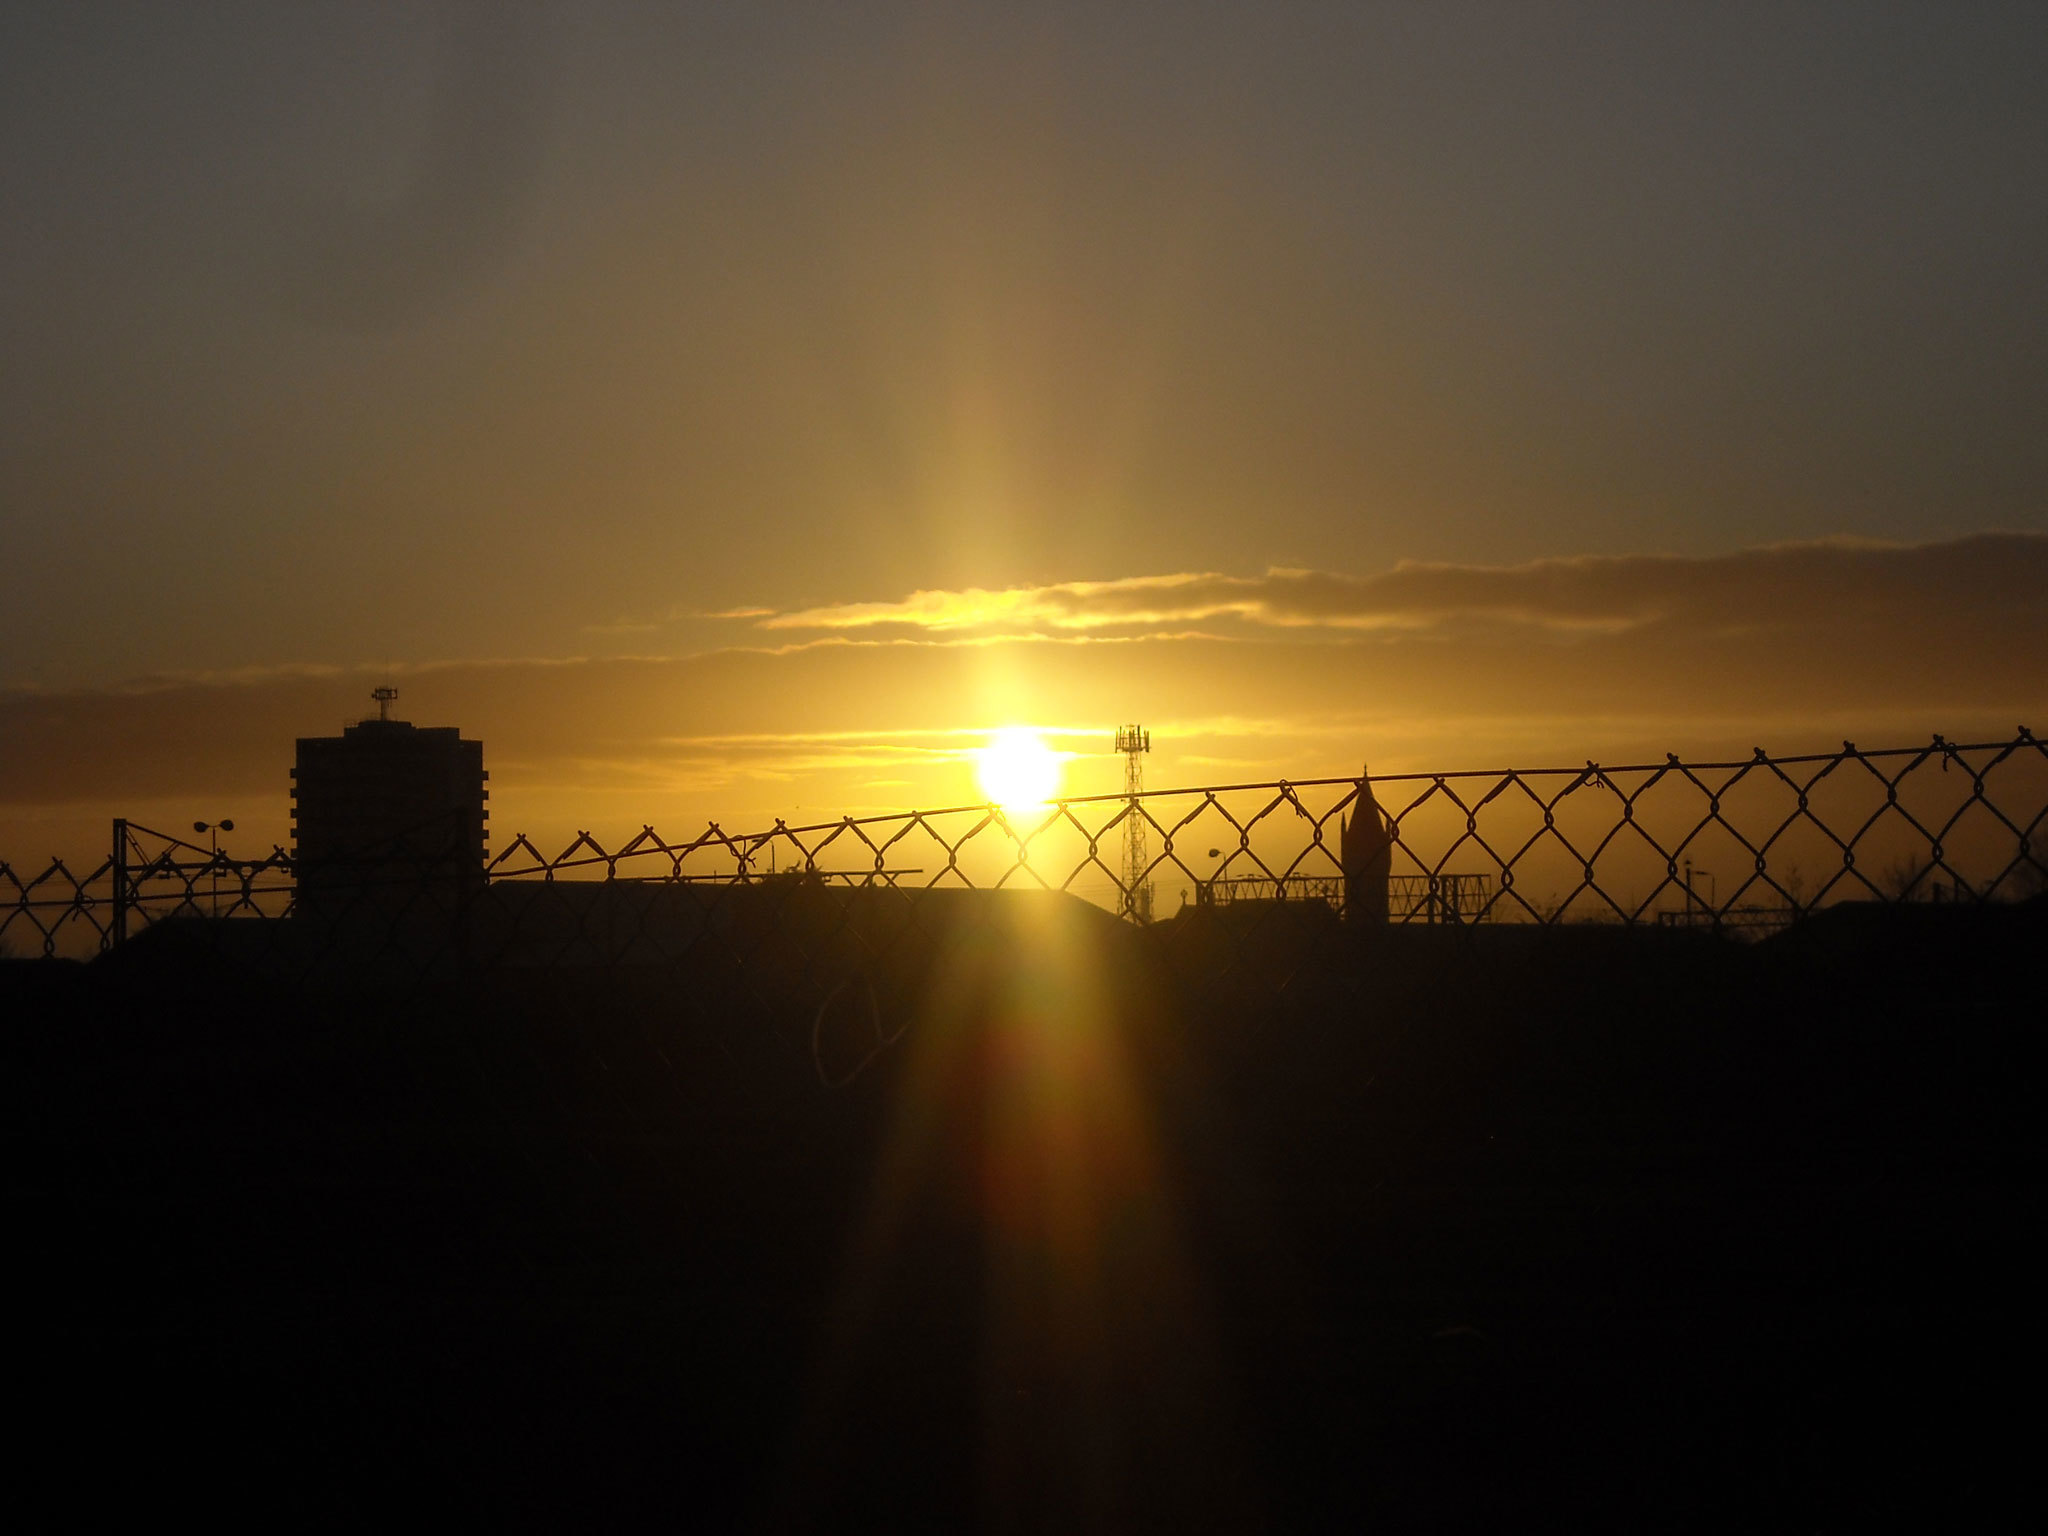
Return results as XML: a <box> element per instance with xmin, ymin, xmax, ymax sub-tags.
<box><xmin>1114</xmin><ymin>724</ymin><xmax>1152</xmax><ymax>923</ymax></box>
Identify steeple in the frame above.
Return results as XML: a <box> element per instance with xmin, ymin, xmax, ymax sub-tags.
<box><xmin>1340</xmin><ymin>761</ymin><xmax>1393</xmax><ymax>924</ymax></box>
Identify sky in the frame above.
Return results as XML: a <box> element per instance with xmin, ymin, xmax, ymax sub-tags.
<box><xmin>3</xmin><ymin>1</ymin><xmax>2046</xmax><ymax>861</ymax></box>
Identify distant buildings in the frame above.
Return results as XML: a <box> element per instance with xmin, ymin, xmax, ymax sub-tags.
<box><xmin>291</xmin><ymin>689</ymin><xmax>487</xmax><ymax>908</ymax></box>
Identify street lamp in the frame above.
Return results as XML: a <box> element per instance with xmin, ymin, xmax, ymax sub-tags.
<box><xmin>194</xmin><ymin>819</ymin><xmax>234</xmax><ymax>917</ymax></box>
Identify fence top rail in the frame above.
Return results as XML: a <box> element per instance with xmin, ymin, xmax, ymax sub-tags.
<box><xmin>704</xmin><ymin>731</ymin><xmax>2038</xmax><ymax>843</ymax></box>
<box><xmin>13</xmin><ymin>735</ymin><xmax>2044</xmax><ymax>885</ymax></box>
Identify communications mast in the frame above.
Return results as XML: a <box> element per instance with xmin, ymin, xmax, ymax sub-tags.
<box><xmin>1114</xmin><ymin>724</ymin><xmax>1153</xmax><ymax>923</ymax></box>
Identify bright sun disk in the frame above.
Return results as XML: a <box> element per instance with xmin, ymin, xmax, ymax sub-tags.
<box><xmin>976</xmin><ymin>727</ymin><xmax>1062</xmax><ymax>810</ymax></box>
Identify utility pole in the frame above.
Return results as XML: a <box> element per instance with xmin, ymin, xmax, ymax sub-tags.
<box><xmin>111</xmin><ymin>819</ymin><xmax>129</xmax><ymax>946</ymax></box>
<box><xmin>1114</xmin><ymin>725</ymin><xmax>1152</xmax><ymax>924</ymax></box>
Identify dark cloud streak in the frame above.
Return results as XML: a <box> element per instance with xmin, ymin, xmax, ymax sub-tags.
<box><xmin>5</xmin><ymin>534</ymin><xmax>2042</xmax><ymax>814</ymax></box>
<box><xmin>758</xmin><ymin>533</ymin><xmax>2048</xmax><ymax>637</ymax></box>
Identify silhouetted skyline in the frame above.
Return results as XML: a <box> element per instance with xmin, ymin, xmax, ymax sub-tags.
<box><xmin>4</xmin><ymin>3</ymin><xmax>2046</xmax><ymax>854</ymax></box>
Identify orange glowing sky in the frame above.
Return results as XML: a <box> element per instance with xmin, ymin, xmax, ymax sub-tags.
<box><xmin>4</xmin><ymin>4</ymin><xmax>2047</xmax><ymax>861</ymax></box>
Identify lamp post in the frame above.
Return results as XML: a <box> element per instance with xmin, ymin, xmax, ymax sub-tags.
<box><xmin>194</xmin><ymin>819</ymin><xmax>234</xmax><ymax>917</ymax></box>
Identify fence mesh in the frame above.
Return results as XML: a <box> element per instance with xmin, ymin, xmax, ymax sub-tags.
<box><xmin>6</xmin><ymin>734</ymin><xmax>2044</xmax><ymax>1003</ymax></box>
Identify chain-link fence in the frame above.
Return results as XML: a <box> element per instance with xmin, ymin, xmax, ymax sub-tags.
<box><xmin>6</xmin><ymin>733</ymin><xmax>2044</xmax><ymax>996</ymax></box>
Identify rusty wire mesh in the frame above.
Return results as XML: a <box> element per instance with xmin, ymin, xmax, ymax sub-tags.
<box><xmin>5</xmin><ymin>734</ymin><xmax>2044</xmax><ymax>1000</ymax></box>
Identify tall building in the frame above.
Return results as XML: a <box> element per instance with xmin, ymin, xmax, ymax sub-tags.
<box><xmin>291</xmin><ymin>688</ymin><xmax>487</xmax><ymax>907</ymax></box>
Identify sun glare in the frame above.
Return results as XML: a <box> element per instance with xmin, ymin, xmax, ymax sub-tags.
<box><xmin>976</xmin><ymin>727</ymin><xmax>1063</xmax><ymax>811</ymax></box>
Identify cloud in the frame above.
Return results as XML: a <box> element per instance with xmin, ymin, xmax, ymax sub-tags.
<box><xmin>758</xmin><ymin>533</ymin><xmax>2048</xmax><ymax>639</ymax></box>
<box><xmin>761</xmin><ymin>573</ymin><xmax>1259</xmax><ymax>633</ymax></box>
<box><xmin>3</xmin><ymin>533</ymin><xmax>2044</xmax><ymax>864</ymax></box>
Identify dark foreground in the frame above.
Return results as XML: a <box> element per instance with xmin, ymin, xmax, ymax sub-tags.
<box><xmin>3</xmin><ymin>897</ymin><xmax>2036</xmax><ymax>1529</ymax></box>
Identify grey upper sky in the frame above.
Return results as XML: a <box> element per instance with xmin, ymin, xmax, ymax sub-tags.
<box><xmin>4</xmin><ymin>0</ymin><xmax>2044</xmax><ymax>688</ymax></box>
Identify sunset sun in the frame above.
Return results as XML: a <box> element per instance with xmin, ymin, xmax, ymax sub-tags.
<box><xmin>975</xmin><ymin>727</ymin><xmax>1063</xmax><ymax>811</ymax></box>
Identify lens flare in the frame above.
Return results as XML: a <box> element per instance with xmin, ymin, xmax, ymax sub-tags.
<box><xmin>976</xmin><ymin>727</ymin><xmax>1062</xmax><ymax>811</ymax></box>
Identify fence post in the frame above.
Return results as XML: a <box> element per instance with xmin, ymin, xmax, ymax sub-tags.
<box><xmin>110</xmin><ymin>818</ymin><xmax>128</xmax><ymax>948</ymax></box>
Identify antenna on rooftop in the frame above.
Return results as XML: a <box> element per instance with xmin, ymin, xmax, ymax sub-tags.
<box><xmin>372</xmin><ymin>686</ymin><xmax>399</xmax><ymax>723</ymax></box>
<box><xmin>1114</xmin><ymin>724</ymin><xmax>1153</xmax><ymax>924</ymax></box>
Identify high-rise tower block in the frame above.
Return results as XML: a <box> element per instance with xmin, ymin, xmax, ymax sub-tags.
<box><xmin>291</xmin><ymin>688</ymin><xmax>487</xmax><ymax>909</ymax></box>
